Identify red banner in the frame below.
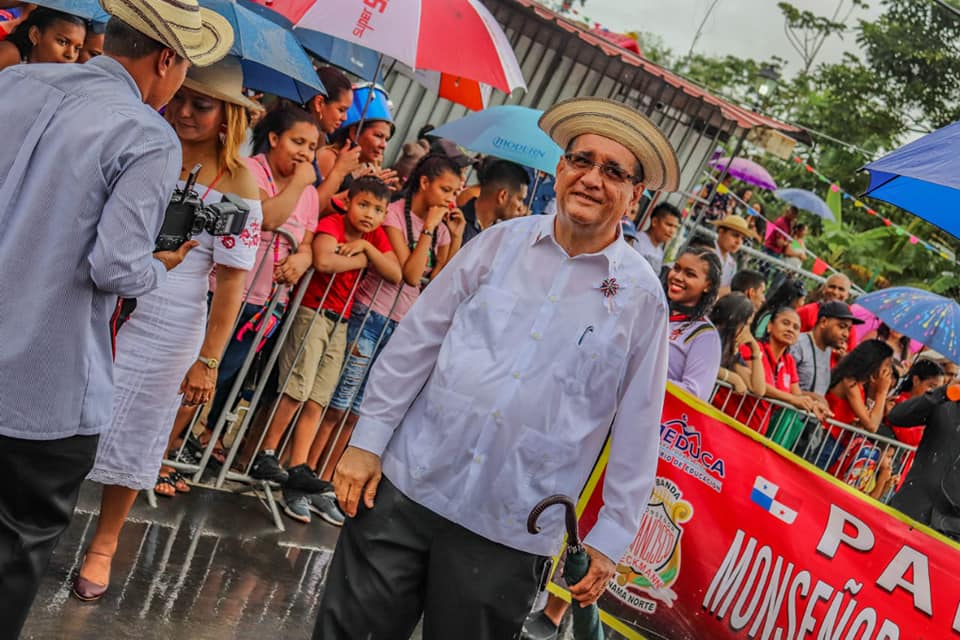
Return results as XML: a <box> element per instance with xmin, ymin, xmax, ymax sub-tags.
<box><xmin>550</xmin><ymin>384</ymin><xmax>960</xmax><ymax>639</ymax></box>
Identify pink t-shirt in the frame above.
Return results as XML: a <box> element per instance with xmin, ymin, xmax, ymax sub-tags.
<box><xmin>355</xmin><ymin>199</ymin><xmax>450</xmax><ymax>321</ymax></box>
<box><xmin>214</xmin><ymin>155</ymin><xmax>319</xmax><ymax>306</ymax></box>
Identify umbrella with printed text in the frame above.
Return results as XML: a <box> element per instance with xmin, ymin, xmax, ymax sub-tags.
<box><xmin>277</xmin><ymin>28</ymin><xmax>494</xmax><ymax>111</ymax></box>
<box><xmin>248</xmin><ymin>0</ymin><xmax>526</xmax><ymax>95</ymax></box>
<box><xmin>854</xmin><ymin>287</ymin><xmax>960</xmax><ymax>364</ymax></box>
<box><xmin>428</xmin><ymin>106</ymin><xmax>563</xmax><ymax>175</ymax></box>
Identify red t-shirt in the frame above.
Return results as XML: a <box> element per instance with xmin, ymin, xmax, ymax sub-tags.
<box><xmin>764</xmin><ymin>216</ymin><xmax>793</xmax><ymax>253</ymax></box>
<box><xmin>712</xmin><ymin>341</ymin><xmax>798</xmax><ymax>435</ymax></box>
<box><xmin>301</xmin><ymin>214</ymin><xmax>393</xmax><ymax>317</ymax></box>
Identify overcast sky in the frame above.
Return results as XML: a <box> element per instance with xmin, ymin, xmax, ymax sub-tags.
<box><xmin>582</xmin><ymin>0</ymin><xmax>883</xmax><ymax>74</ymax></box>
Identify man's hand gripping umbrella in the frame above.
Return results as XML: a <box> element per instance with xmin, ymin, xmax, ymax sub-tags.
<box><xmin>528</xmin><ymin>495</ymin><xmax>606</xmax><ymax>640</ymax></box>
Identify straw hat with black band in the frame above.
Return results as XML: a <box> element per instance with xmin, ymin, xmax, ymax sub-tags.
<box><xmin>538</xmin><ymin>97</ymin><xmax>681</xmax><ymax>192</ymax></box>
<box><xmin>100</xmin><ymin>0</ymin><xmax>234</xmax><ymax>66</ymax></box>
<box><xmin>711</xmin><ymin>214</ymin><xmax>760</xmax><ymax>242</ymax></box>
<box><xmin>180</xmin><ymin>55</ymin><xmax>262</xmax><ymax>112</ymax></box>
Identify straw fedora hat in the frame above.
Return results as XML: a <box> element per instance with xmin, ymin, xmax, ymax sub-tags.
<box><xmin>100</xmin><ymin>0</ymin><xmax>234</xmax><ymax>66</ymax></box>
<box><xmin>711</xmin><ymin>214</ymin><xmax>760</xmax><ymax>242</ymax></box>
<box><xmin>538</xmin><ymin>97</ymin><xmax>680</xmax><ymax>191</ymax></box>
<box><xmin>180</xmin><ymin>56</ymin><xmax>261</xmax><ymax>112</ymax></box>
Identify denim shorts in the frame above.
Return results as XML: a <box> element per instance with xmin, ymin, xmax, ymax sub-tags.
<box><xmin>328</xmin><ymin>303</ymin><xmax>397</xmax><ymax>414</ymax></box>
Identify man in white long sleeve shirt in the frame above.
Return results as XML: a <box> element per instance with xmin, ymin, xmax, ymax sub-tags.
<box><xmin>313</xmin><ymin>97</ymin><xmax>679</xmax><ymax>640</ymax></box>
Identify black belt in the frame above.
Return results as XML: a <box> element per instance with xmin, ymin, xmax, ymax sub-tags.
<box><xmin>321</xmin><ymin>308</ymin><xmax>348</xmax><ymax>324</ymax></box>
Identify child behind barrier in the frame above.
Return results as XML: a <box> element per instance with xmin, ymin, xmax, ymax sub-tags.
<box><xmin>194</xmin><ymin>103</ymin><xmax>321</xmax><ymax>448</ymax></box>
<box><xmin>308</xmin><ymin>154</ymin><xmax>466</xmax><ymax>488</ymax></box>
<box><xmin>254</xmin><ymin>176</ymin><xmax>401</xmax><ymax>524</ymax></box>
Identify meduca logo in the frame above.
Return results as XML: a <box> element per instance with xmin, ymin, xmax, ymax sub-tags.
<box><xmin>659</xmin><ymin>414</ymin><xmax>726</xmax><ymax>492</ymax></box>
<box><xmin>491</xmin><ymin>136</ymin><xmax>547</xmax><ymax>159</ymax></box>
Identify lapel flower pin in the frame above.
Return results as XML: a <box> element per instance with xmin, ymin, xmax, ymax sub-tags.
<box><xmin>597</xmin><ymin>276</ymin><xmax>623</xmax><ymax>313</ymax></box>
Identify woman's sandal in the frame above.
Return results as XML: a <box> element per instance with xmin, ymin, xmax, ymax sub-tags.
<box><xmin>167</xmin><ymin>469</ymin><xmax>191</xmax><ymax>493</ymax></box>
<box><xmin>72</xmin><ymin>550</ymin><xmax>113</xmax><ymax>602</ymax></box>
<box><xmin>154</xmin><ymin>473</ymin><xmax>177</xmax><ymax>497</ymax></box>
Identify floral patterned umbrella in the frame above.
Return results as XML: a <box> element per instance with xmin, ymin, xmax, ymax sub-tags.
<box><xmin>855</xmin><ymin>287</ymin><xmax>960</xmax><ymax>363</ymax></box>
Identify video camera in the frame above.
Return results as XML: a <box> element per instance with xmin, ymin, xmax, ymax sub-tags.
<box><xmin>155</xmin><ymin>164</ymin><xmax>250</xmax><ymax>252</ymax></box>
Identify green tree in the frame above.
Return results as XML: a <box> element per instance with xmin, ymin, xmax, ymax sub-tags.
<box><xmin>858</xmin><ymin>0</ymin><xmax>960</xmax><ymax>131</ymax></box>
<box><xmin>778</xmin><ymin>0</ymin><xmax>865</xmax><ymax>74</ymax></box>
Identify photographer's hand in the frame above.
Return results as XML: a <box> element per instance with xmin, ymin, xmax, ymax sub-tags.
<box><xmin>154</xmin><ymin>240</ymin><xmax>199</xmax><ymax>271</ymax></box>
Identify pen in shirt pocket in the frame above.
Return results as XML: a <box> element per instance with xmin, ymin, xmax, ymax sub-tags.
<box><xmin>577</xmin><ymin>325</ymin><xmax>594</xmax><ymax>347</ymax></box>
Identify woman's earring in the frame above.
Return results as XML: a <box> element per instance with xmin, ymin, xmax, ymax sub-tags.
<box><xmin>219</xmin><ymin>123</ymin><xmax>227</xmax><ymax>144</ymax></box>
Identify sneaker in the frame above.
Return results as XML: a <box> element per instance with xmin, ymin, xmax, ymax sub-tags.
<box><xmin>520</xmin><ymin>611</ymin><xmax>559</xmax><ymax>640</ymax></box>
<box><xmin>282</xmin><ymin>489</ymin><xmax>312</xmax><ymax>524</ymax></box>
<box><xmin>285</xmin><ymin>464</ymin><xmax>333</xmax><ymax>494</ymax></box>
<box><xmin>309</xmin><ymin>492</ymin><xmax>345</xmax><ymax>527</ymax></box>
<box><xmin>250</xmin><ymin>451</ymin><xmax>290</xmax><ymax>484</ymax></box>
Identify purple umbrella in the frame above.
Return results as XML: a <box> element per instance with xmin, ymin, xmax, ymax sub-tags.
<box><xmin>708</xmin><ymin>157</ymin><xmax>778</xmax><ymax>190</ymax></box>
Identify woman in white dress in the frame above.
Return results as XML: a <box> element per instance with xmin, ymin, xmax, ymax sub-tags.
<box><xmin>73</xmin><ymin>57</ymin><xmax>263</xmax><ymax>602</ymax></box>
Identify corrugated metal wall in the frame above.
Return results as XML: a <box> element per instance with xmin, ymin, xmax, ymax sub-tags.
<box><xmin>382</xmin><ymin>0</ymin><xmax>745</xmax><ymax>201</ymax></box>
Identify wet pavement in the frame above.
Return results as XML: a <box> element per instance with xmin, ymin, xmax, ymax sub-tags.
<box><xmin>21</xmin><ymin>482</ymin><xmax>342</xmax><ymax>640</ymax></box>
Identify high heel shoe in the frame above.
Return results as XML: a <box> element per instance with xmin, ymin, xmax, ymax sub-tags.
<box><xmin>72</xmin><ymin>550</ymin><xmax>113</xmax><ymax>602</ymax></box>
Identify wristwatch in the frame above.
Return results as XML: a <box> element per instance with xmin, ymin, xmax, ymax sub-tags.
<box><xmin>197</xmin><ymin>355</ymin><xmax>219</xmax><ymax>370</ymax></box>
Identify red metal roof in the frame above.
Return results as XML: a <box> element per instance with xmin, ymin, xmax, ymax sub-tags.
<box><xmin>513</xmin><ymin>0</ymin><xmax>802</xmax><ymax>134</ymax></box>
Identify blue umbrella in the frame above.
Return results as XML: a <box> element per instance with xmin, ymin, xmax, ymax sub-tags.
<box><xmin>201</xmin><ymin>0</ymin><xmax>325</xmax><ymax>102</ymax></box>
<box><xmin>863</xmin><ymin>121</ymin><xmax>960</xmax><ymax>238</ymax></box>
<box><xmin>235</xmin><ymin>1</ymin><xmax>384</xmax><ymax>82</ymax></box>
<box><xmin>774</xmin><ymin>188</ymin><xmax>836</xmax><ymax>221</ymax></box>
<box><xmin>429</xmin><ymin>106</ymin><xmax>563</xmax><ymax>175</ymax></box>
<box><xmin>855</xmin><ymin>286</ymin><xmax>960</xmax><ymax>363</ymax></box>
<box><xmin>33</xmin><ymin>0</ymin><xmax>108</xmax><ymax>22</ymax></box>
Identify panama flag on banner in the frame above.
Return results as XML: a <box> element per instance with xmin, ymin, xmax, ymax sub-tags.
<box><xmin>750</xmin><ymin>476</ymin><xmax>799</xmax><ymax>524</ymax></box>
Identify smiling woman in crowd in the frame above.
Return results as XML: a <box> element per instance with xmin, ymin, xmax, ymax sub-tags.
<box><xmin>663</xmin><ymin>246</ymin><xmax>722</xmax><ymax>401</ymax></box>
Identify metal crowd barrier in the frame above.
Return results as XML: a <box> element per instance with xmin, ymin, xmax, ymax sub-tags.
<box><xmin>159</xmin><ymin>227</ymin><xmax>406</xmax><ymax>530</ymax></box>
<box><xmin>709</xmin><ymin>380</ymin><xmax>916</xmax><ymax>503</ymax></box>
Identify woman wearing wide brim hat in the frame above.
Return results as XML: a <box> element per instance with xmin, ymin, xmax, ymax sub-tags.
<box><xmin>100</xmin><ymin>0</ymin><xmax>234</xmax><ymax>66</ymax></box>
<box><xmin>75</xmin><ymin>55</ymin><xmax>264</xmax><ymax>603</ymax></box>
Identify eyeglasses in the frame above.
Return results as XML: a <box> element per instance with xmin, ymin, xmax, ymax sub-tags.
<box><xmin>563</xmin><ymin>152</ymin><xmax>642</xmax><ymax>184</ymax></box>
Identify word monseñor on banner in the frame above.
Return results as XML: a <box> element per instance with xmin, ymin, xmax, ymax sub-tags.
<box><xmin>704</xmin><ymin>505</ymin><xmax>958</xmax><ymax>639</ymax></box>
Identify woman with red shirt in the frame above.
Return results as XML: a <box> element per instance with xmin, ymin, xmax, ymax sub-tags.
<box><xmin>714</xmin><ymin>307</ymin><xmax>820</xmax><ymax>434</ymax></box>
<box><xmin>812</xmin><ymin>339</ymin><xmax>894</xmax><ymax>471</ymax></box>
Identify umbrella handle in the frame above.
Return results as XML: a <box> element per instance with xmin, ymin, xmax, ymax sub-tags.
<box><xmin>527</xmin><ymin>495</ymin><xmax>581</xmax><ymax>549</ymax></box>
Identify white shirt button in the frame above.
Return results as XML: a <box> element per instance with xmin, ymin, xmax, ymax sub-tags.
<box><xmin>531</xmin><ymin>331</ymin><xmax>542</xmax><ymax>340</ymax></box>
<box><xmin>512</xmin><ymin>372</ymin><xmax>521</xmax><ymax>379</ymax></box>
<box><xmin>473</xmin><ymin>454</ymin><xmax>484</xmax><ymax>464</ymax></box>
<box><xmin>548</xmin><ymin>295</ymin><xmax>558</xmax><ymax>303</ymax></box>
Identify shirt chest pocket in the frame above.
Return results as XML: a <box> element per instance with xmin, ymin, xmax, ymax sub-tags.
<box><xmin>456</xmin><ymin>285</ymin><xmax>518</xmax><ymax>353</ymax></box>
<box><xmin>554</xmin><ymin>341</ymin><xmax>626</xmax><ymax>407</ymax></box>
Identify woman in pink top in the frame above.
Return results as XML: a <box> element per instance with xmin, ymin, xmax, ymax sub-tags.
<box><xmin>311</xmin><ymin>154</ymin><xmax>466</xmax><ymax>482</ymax></box>
<box><xmin>168</xmin><ymin>103</ymin><xmax>321</xmax><ymax>472</ymax></box>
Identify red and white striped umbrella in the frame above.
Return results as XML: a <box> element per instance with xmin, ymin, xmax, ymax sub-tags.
<box><xmin>258</xmin><ymin>0</ymin><xmax>526</xmax><ymax>94</ymax></box>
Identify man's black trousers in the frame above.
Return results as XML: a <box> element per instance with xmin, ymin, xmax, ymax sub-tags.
<box><xmin>313</xmin><ymin>476</ymin><xmax>550</xmax><ymax>640</ymax></box>
<box><xmin>0</xmin><ymin>433</ymin><xmax>98</xmax><ymax>638</ymax></box>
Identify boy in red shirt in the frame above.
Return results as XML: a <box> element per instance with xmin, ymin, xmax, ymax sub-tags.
<box><xmin>252</xmin><ymin>176</ymin><xmax>402</xmax><ymax>523</ymax></box>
